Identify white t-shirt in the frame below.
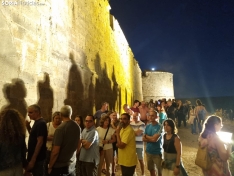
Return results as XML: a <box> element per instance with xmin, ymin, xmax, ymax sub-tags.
<box><xmin>96</xmin><ymin>126</ymin><xmax>115</xmax><ymax>150</ymax></box>
<box><xmin>46</xmin><ymin>122</ymin><xmax>56</xmax><ymax>151</ymax></box>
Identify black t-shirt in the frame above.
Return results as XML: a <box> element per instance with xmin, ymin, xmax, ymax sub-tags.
<box><xmin>163</xmin><ymin>134</ymin><xmax>177</xmax><ymax>154</ymax></box>
<box><xmin>27</xmin><ymin>118</ymin><xmax>47</xmax><ymax>162</ymax></box>
<box><xmin>53</xmin><ymin>120</ymin><xmax>80</xmax><ymax>168</ymax></box>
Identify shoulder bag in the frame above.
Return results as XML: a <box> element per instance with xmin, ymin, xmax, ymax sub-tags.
<box><xmin>99</xmin><ymin>126</ymin><xmax>110</xmax><ymax>155</ymax></box>
<box><xmin>195</xmin><ymin>142</ymin><xmax>211</xmax><ymax>170</ymax></box>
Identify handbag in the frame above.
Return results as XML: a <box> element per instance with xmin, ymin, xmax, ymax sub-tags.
<box><xmin>99</xmin><ymin>126</ymin><xmax>109</xmax><ymax>156</ymax></box>
<box><xmin>195</xmin><ymin>142</ymin><xmax>211</xmax><ymax>170</ymax></box>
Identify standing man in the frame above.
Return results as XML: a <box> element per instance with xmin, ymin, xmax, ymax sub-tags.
<box><xmin>79</xmin><ymin>115</ymin><xmax>99</xmax><ymax>176</ymax></box>
<box><xmin>94</xmin><ymin>102</ymin><xmax>109</xmax><ymax>127</ymax></box>
<box><xmin>130</xmin><ymin>100</ymin><xmax>140</xmax><ymax>113</ymax></box>
<box><xmin>139</xmin><ymin>101</ymin><xmax>149</xmax><ymax>124</ymax></box>
<box><xmin>143</xmin><ymin>110</ymin><xmax>163</xmax><ymax>176</ymax></box>
<box><xmin>123</xmin><ymin>104</ymin><xmax>134</xmax><ymax>116</ymax></box>
<box><xmin>130</xmin><ymin>112</ymin><xmax>145</xmax><ymax>176</ymax></box>
<box><xmin>25</xmin><ymin>104</ymin><xmax>47</xmax><ymax>176</ymax></box>
<box><xmin>48</xmin><ymin>105</ymin><xmax>80</xmax><ymax>176</ymax></box>
<box><xmin>166</xmin><ymin>100</ymin><xmax>176</xmax><ymax>121</ymax></box>
<box><xmin>177</xmin><ymin>100</ymin><xmax>186</xmax><ymax>128</ymax></box>
<box><xmin>116</xmin><ymin>113</ymin><xmax>138</xmax><ymax>176</ymax></box>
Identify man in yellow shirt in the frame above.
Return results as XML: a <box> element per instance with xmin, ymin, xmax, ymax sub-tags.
<box><xmin>116</xmin><ymin>113</ymin><xmax>138</xmax><ymax>176</ymax></box>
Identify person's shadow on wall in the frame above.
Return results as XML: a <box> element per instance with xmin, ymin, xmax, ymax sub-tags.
<box><xmin>2</xmin><ymin>79</ymin><xmax>27</xmax><ymax>118</ymax></box>
<box><xmin>37</xmin><ymin>72</ymin><xmax>54</xmax><ymax>122</ymax></box>
<box><xmin>64</xmin><ymin>53</ymin><xmax>84</xmax><ymax>119</ymax></box>
<box><xmin>94</xmin><ymin>53</ymin><xmax>119</xmax><ymax>112</ymax></box>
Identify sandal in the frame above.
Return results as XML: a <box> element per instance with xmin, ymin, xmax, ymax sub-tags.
<box><xmin>102</xmin><ymin>169</ymin><xmax>107</xmax><ymax>174</ymax></box>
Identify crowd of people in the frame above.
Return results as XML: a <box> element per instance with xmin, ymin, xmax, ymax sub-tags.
<box><xmin>0</xmin><ymin>98</ymin><xmax>233</xmax><ymax>176</ymax></box>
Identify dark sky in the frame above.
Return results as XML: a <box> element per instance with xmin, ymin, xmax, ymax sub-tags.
<box><xmin>109</xmin><ymin>0</ymin><xmax>234</xmax><ymax>98</ymax></box>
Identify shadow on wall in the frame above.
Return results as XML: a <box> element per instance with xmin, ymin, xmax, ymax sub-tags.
<box><xmin>1</xmin><ymin>79</ymin><xmax>27</xmax><ymax>118</ymax></box>
<box><xmin>112</xmin><ymin>66</ymin><xmax>118</xmax><ymax>111</ymax></box>
<box><xmin>94</xmin><ymin>53</ymin><xmax>119</xmax><ymax>112</ymax></box>
<box><xmin>37</xmin><ymin>73</ymin><xmax>54</xmax><ymax>122</ymax></box>
<box><xmin>64</xmin><ymin>53</ymin><xmax>84</xmax><ymax>119</ymax></box>
<box><xmin>85</xmin><ymin>75</ymin><xmax>95</xmax><ymax>115</ymax></box>
<box><xmin>118</xmin><ymin>86</ymin><xmax>122</xmax><ymax>113</ymax></box>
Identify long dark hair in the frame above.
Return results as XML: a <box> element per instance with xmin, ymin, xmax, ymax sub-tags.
<box><xmin>76</xmin><ymin>115</ymin><xmax>84</xmax><ymax>130</ymax></box>
<box><xmin>163</xmin><ymin>119</ymin><xmax>178</xmax><ymax>134</ymax></box>
<box><xmin>201</xmin><ymin>115</ymin><xmax>221</xmax><ymax>138</ymax></box>
<box><xmin>196</xmin><ymin>99</ymin><xmax>202</xmax><ymax>106</ymax></box>
<box><xmin>0</xmin><ymin>109</ymin><xmax>26</xmax><ymax>144</ymax></box>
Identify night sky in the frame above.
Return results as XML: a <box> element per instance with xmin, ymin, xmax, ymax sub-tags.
<box><xmin>109</xmin><ymin>0</ymin><xmax>234</xmax><ymax>98</ymax></box>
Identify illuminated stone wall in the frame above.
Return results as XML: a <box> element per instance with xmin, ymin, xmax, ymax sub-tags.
<box><xmin>142</xmin><ymin>71</ymin><xmax>174</xmax><ymax>101</ymax></box>
<box><xmin>0</xmin><ymin>0</ymin><xmax>142</xmax><ymax>121</ymax></box>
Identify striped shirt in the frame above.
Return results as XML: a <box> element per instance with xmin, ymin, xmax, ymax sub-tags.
<box><xmin>130</xmin><ymin>121</ymin><xmax>145</xmax><ymax>148</ymax></box>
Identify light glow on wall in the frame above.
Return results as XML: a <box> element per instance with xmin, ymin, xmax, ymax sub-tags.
<box><xmin>113</xmin><ymin>18</ymin><xmax>132</xmax><ymax>84</ymax></box>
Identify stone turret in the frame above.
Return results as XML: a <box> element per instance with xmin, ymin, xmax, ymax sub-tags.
<box><xmin>142</xmin><ymin>71</ymin><xmax>174</xmax><ymax>101</ymax></box>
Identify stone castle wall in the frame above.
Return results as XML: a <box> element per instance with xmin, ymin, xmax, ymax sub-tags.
<box><xmin>0</xmin><ymin>0</ymin><xmax>142</xmax><ymax>121</ymax></box>
<box><xmin>142</xmin><ymin>71</ymin><xmax>174</xmax><ymax>101</ymax></box>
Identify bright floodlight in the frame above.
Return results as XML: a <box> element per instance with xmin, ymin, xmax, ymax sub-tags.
<box><xmin>216</xmin><ymin>132</ymin><xmax>232</xmax><ymax>144</ymax></box>
<box><xmin>151</xmin><ymin>68</ymin><xmax>155</xmax><ymax>71</ymax></box>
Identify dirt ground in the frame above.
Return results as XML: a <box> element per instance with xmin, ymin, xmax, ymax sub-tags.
<box><xmin>110</xmin><ymin>119</ymin><xmax>234</xmax><ymax>176</ymax></box>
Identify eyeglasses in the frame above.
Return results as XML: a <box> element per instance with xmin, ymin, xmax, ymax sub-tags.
<box><xmin>119</xmin><ymin>118</ymin><xmax>128</xmax><ymax>120</ymax></box>
<box><xmin>85</xmin><ymin>120</ymin><xmax>93</xmax><ymax>123</ymax></box>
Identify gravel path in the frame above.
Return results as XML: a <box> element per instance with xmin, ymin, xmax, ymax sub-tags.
<box><xmin>103</xmin><ymin>120</ymin><xmax>234</xmax><ymax>176</ymax></box>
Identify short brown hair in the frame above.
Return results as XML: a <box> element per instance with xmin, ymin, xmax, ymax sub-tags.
<box><xmin>99</xmin><ymin>115</ymin><xmax>111</xmax><ymax>127</ymax></box>
<box><xmin>52</xmin><ymin>111</ymin><xmax>60</xmax><ymax>121</ymax></box>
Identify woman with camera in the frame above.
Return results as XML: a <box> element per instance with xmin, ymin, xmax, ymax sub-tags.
<box><xmin>198</xmin><ymin>115</ymin><xmax>231</xmax><ymax>176</ymax></box>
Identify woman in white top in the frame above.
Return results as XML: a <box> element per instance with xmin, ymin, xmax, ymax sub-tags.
<box><xmin>108</xmin><ymin>111</ymin><xmax>120</xmax><ymax>175</ymax></box>
<box><xmin>97</xmin><ymin>115</ymin><xmax>116</xmax><ymax>176</ymax></box>
<box><xmin>188</xmin><ymin>106</ymin><xmax>197</xmax><ymax>134</ymax></box>
<box><xmin>45</xmin><ymin>111</ymin><xmax>61</xmax><ymax>175</ymax></box>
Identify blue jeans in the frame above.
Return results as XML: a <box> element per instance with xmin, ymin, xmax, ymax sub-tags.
<box><xmin>190</xmin><ymin>118</ymin><xmax>197</xmax><ymax>134</ymax></box>
<box><xmin>198</xmin><ymin>117</ymin><xmax>205</xmax><ymax>133</ymax></box>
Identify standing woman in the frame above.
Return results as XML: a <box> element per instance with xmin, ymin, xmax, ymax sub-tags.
<box><xmin>45</xmin><ymin>111</ymin><xmax>61</xmax><ymax>175</ymax></box>
<box><xmin>162</xmin><ymin>119</ymin><xmax>188</xmax><ymax>176</ymax></box>
<box><xmin>97</xmin><ymin>115</ymin><xmax>116</xmax><ymax>176</ymax></box>
<box><xmin>108</xmin><ymin>111</ymin><xmax>120</xmax><ymax>175</ymax></box>
<box><xmin>199</xmin><ymin>115</ymin><xmax>231</xmax><ymax>176</ymax></box>
<box><xmin>74</xmin><ymin>115</ymin><xmax>84</xmax><ymax>176</ymax></box>
<box><xmin>0</xmin><ymin>109</ymin><xmax>27</xmax><ymax>176</ymax></box>
<box><xmin>159</xmin><ymin>106</ymin><xmax>168</xmax><ymax>124</ymax></box>
<box><xmin>195</xmin><ymin>99</ymin><xmax>207</xmax><ymax>133</ymax></box>
<box><xmin>75</xmin><ymin>115</ymin><xmax>84</xmax><ymax>131</ymax></box>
